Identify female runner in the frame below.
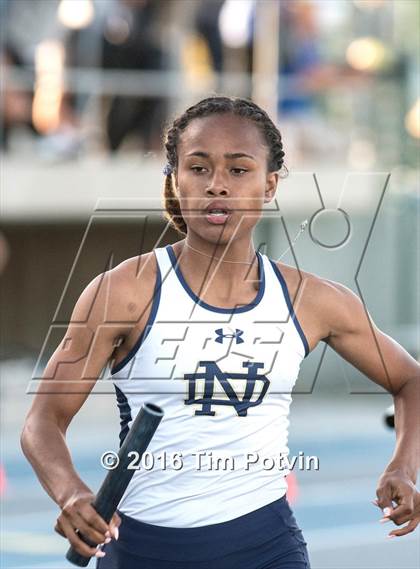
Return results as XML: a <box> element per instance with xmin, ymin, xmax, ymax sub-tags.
<box><xmin>21</xmin><ymin>96</ymin><xmax>420</xmax><ymax>569</ymax></box>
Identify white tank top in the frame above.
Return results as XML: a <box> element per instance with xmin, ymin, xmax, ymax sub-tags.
<box><xmin>111</xmin><ymin>244</ymin><xmax>309</xmax><ymax>527</ymax></box>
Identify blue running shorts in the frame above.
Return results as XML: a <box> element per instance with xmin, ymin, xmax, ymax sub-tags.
<box><xmin>96</xmin><ymin>495</ymin><xmax>311</xmax><ymax>569</ymax></box>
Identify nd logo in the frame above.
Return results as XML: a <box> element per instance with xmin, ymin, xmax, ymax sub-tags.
<box><xmin>184</xmin><ymin>361</ymin><xmax>270</xmax><ymax>417</ymax></box>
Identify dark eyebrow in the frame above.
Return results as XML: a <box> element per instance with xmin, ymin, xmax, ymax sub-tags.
<box><xmin>226</xmin><ymin>152</ymin><xmax>256</xmax><ymax>161</ymax></box>
<box><xmin>185</xmin><ymin>151</ymin><xmax>256</xmax><ymax>161</ymax></box>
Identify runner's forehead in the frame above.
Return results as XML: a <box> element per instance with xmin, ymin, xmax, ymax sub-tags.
<box><xmin>178</xmin><ymin>114</ymin><xmax>268</xmax><ymax>159</ymax></box>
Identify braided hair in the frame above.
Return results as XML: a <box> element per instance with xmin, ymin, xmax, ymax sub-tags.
<box><xmin>162</xmin><ymin>96</ymin><xmax>286</xmax><ymax>235</ymax></box>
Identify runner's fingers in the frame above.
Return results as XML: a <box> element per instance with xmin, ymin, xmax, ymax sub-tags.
<box><xmin>62</xmin><ymin>510</ymin><xmax>108</xmax><ymax>546</ymax></box>
<box><xmin>75</xmin><ymin>502</ymin><xmax>110</xmax><ymax>536</ymax></box>
<box><xmin>376</xmin><ymin>486</ymin><xmax>393</xmax><ymax>512</ymax></box>
<box><xmin>112</xmin><ymin>512</ymin><xmax>122</xmax><ymax>527</ymax></box>
<box><xmin>388</xmin><ymin>517</ymin><xmax>419</xmax><ymax>537</ymax></box>
<box><xmin>58</xmin><ymin>516</ymin><xmax>103</xmax><ymax>558</ymax></box>
<box><xmin>378</xmin><ymin>488</ymin><xmax>416</xmax><ymax>527</ymax></box>
<box><xmin>109</xmin><ymin>512</ymin><xmax>121</xmax><ymax>540</ymax></box>
<box><xmin>388</xmin><ymin>494</ymin><xmax>414</xmax><ymax>525</ymax></box>
<box><xmin>54</xmin><ymin>519</ymin><xmax>66</xmax><ymax>538</ymax></box>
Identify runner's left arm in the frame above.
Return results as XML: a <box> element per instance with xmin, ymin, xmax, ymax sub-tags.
<box><xmin>317</xmin><ymin>278</ymin><xmax>420</xmax><ymax>537</ymax></box>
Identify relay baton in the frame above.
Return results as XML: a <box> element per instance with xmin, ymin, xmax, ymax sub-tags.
<box><xmin>66</xmin><ymin>402</ymin><xmax>164</xmax><ymax>566</ymax></box>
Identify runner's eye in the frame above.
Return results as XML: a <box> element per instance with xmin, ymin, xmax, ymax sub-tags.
<box><xmin>191</xmin><ymin>166</ymin><xmax>207</xmax><ymax>174</ymax></box>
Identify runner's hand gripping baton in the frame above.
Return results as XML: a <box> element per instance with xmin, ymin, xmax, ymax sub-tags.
<box><xmin>66</xmin><ymin>402</ymin><xmax>164</xmax><ymax>566</ymax></box>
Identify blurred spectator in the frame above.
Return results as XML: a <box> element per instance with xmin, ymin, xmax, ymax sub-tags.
<box><xmin>60</xmin><ymin>0</ymin><xmax>168</xmax><ymax>156</ymax></box>
<box><xmin>101</xmin><ymin>0</ymin><xmax>168</xmax><ymax>153</ymax></box>
<box><xmin>275</xmin><ymin>3</ymin><xmax>347</xmax><ymax>162</ymax></box>
<box><xmin>0</xmin><ymin>43</ymin><xmax>38</xmax><ymax>152</ymax></box>
<box><xmin>278</xmin><ymin>3</ymin><xmax>323</xmax><ymax>116</ymax></box>
<box><xmin>195</xmin><ymin>0</ymin><xmax>224</xmax><ymax>74</ymax></box>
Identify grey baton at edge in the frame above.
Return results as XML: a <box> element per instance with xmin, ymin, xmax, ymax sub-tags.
<box><xmin>66</xmin><ymin>402</ymin><xmax>164</xmax><ymax>567</ymax></box>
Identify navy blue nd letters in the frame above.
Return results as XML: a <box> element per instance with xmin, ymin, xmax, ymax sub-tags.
<box><xmin>184</xmin><ymin>361</ymin><xmax>270</xmax><ymax>417</ymax></box>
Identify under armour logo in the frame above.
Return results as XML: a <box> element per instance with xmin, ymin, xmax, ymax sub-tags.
<box><xmin>214</xmin><ymin>328</ymin><xmax>244</xmax><ymax>344</ymax></box>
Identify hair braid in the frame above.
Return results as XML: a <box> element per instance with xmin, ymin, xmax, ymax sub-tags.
<box><xmin>162</xmin><ymin>96</ymin><xmax>287</xmax><ymax>235</ymax></box>
<box><xmin>163</xmin><ymin>173</ymin><xmax>188</xmax><ymax>235</ymax></box>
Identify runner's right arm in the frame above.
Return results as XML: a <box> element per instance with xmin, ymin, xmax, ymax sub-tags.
<box><xmin>20</xmin><ymin>264</ymin><xmax>136</xmax><ymax>557</ymax></box>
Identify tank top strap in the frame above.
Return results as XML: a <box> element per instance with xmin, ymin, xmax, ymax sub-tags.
<box><xmin>152</xmin><ymin>245</ymin><xmax>192</xmax><ymax>314</ymax></box>
<box><xmin>153</xmin><ymin>245</ymin><xmax>174</xmax><ymax>279</ymax></box>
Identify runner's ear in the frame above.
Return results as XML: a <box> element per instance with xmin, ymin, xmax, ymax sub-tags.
<box><xmin>264</xmin><ymin>171</ymin><xmax>278</xmax><ymax>203</ymax></box>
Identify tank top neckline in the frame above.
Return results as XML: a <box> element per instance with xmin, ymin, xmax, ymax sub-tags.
<box><xmin>165</xmin><ymin>244</ymin><xmax>266</xmax><ymax>314</ymax></box>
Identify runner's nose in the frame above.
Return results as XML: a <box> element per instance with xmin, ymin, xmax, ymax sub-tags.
<box><xmin>205</xmin><ymin>170</ymin><xmax>229</xmax><ymax>196</ymax></box>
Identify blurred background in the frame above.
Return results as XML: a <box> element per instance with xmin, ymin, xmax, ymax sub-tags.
<box><xmin>1</xmin><ymin>1</ymin><xmax>419</xmax><ymax>567</ymax></box>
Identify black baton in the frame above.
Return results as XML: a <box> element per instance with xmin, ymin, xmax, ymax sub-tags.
<box><xmin>66</xmin><ymin>402</ymin><xmax>164</xmax><ymax>566</ymax></box>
